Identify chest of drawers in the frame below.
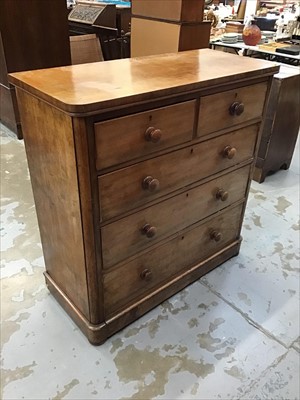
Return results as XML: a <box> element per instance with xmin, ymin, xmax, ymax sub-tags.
<box><xmin>9</xmin><ymin>49</ymin><xmax>278</xmax><ymax>344</ymax></box>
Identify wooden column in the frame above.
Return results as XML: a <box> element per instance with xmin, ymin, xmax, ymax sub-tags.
<box><xmin>130</xmin><ymin>0</ymin><xmax>211</xmax><ymax>57</ymax></box>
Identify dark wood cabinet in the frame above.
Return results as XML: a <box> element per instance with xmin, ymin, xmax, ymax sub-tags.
<box><xmin>131</xmin><ymin>0</ymin><xmax>205</xmax><ymax>22</ymax></box>
<box><xmin>68</xmin><ymin>2</ymin><xmax>131</xmax><ymax>60</ymax></box>
<box><xmin>68</xmin><ymin>2</ymin><xmax>117</xmax><ymax>35</ymax></box>
<box><xmin>0</xmin><ymin>0</ymin><xmax>71</xmax><ymax>138</ymax></box>
<box><xmin>254</xmin><ymin>65</ymin><xmax>300</xmax><ymax>183</ymax></box>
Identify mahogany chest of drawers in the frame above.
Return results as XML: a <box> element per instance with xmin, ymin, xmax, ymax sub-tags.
<box><xmin>9</xmin><ymin>49</ymin><xmax>278</xmax><ymax>344</ymax></box>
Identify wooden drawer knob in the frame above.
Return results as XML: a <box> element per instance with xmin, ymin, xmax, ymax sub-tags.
<box><xmin>210</xmin><ymin>230</ymin><xmax>222</xmax><ymax>242</ymax></box>
<box><xmin>216</xmin><ymin>188</ymin><xmax>229</xmax><ymax>201</ymax></box>
<box><xmin>140</xmin><ymin>268</ymin><xmax>152</xmax><ymax>281</ymax></box>
<box><xmin>229</xmin><ymin>101</ymin><xmax>245</xmax><ymax>116</ymax></box>
<box><xmin>145</xmin><ymin>127</ymin><xmax>162</xmax><ymax>143</ymax></box>
<box><xmin>142</xmin><ymin>176</ymin><xmax>160</xmax><ymax>192</ymax></box>
<box><xmin>223</xmin><ymin>145</ymin><xmax>237</xmax><ymax>159</ymax></box>
<box><xmin>142</xmin><ymin>224</ymin><xmax>157</xmax><ymax>238</ymax></box>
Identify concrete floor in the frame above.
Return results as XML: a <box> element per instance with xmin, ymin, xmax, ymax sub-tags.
<box><xmin>1</xmin><ymin>122</ymin><xmax>299</xmax><ymax>400</ymax></box>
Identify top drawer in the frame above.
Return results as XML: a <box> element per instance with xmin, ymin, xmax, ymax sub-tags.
<box><xmin>198</xmin><ymin>82</ymin><xmax>268</xmax><ymax>137</ymax></box>
<box><xmin>95</xmin><ymin>100</ymin><xmax>195</xmax><ymax>170</ymax></box>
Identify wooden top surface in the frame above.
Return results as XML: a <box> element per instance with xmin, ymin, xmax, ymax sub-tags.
<box><xmin>9</xmin><ymin>49</ymin><xmax>279</xmax><ymax>114</ymax></box>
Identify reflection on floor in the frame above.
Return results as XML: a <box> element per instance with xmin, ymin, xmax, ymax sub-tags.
<box><xmin>1</xmin><ymin>122</ymin><xmax>299</xmax><ymax>400</ymax></box>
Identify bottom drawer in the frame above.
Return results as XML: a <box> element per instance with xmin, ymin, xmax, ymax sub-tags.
<box><xmin>104</xmin><ymin>203</ymin><xmax>244</xmax><ymax>316</ymax></box>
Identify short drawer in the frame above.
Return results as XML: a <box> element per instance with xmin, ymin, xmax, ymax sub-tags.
<box><xmin>98</xmin><ymin>124</ymin><xmax>258</xmax><ymax>221</ymax></box>
<box><xmin>103</xmin><ymin>203</ymin><xmax>244</xmax><ymax>316</ymax></box>
<box><xmin>95</xmin><ymin>100</ymin><xmax>195</xmax><ymax>170</ymax></box>
<box><xmin>101</xmin><ymin>164</ymin><xmax>251</xmax><ymax>268</ymax></box>
<box><xmin>197</xmin><ymin>82</ymin><xmax>267</xmax><ymax>137</ymax></box>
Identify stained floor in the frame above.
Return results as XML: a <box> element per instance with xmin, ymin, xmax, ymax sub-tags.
<box><xmin>1</xmin><ymin>122</ymin><xmax>299</xmax><ymax>400</ymax></box>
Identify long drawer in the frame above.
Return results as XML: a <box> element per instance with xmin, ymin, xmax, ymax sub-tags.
<box><xmin>98</xmin><ymin>124</ymin><xmax>258</xmax><ymax>221</ymax></box>
<box><xmin>103</xmin><ymin>203</ymin><xmax>244</xmax><ymax>316</ymax></box>
<box><xmin>95</xmin><ymin>100</ymin><xmax>195</xmax><ymax>170</ymax></box>
<box><xmin>101</xmin><ymin>164</ymin><xmax>250</xmax><ymax>268</ymax></box>
<box><xmin>198</xmin><ymin>82</ymin><xmax>267</xmax><ymax>137</ymax></box>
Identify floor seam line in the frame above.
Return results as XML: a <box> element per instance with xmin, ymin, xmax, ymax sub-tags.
<box><xmin>238</xmin><ymin>350</ymin><xmax>290</xmax><ymax>399</ymax></box>
<box><xmin>199</xmin><ymin>279</ymin><xmax>289</xmax><ymax>350</ymax></box>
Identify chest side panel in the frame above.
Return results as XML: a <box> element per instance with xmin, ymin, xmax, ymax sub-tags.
<box><xmin>16</xmin><ymin>89</ymin><xmax>90</xmax><ymax>320</ymax></box>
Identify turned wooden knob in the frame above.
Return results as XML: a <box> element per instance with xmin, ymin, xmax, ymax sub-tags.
<box><xmin>140</xmin><ymin>268</ymin><xmax>152</xmax><ymax>281</ymax></box>
<box><xmin>216</xmin><ymin>188</ymin><xmax>229</xmax><ymax>201</ymax></box>
<box><xmin>142</xmin><ymin>224</ymin><xmax>157</xmax><ymax>238</ymax></box>
<box><xmin>142</xmin><ymin>176</ymin><xmax>160</xmax><ymax>192</ymax></box>
<box><xmin>229</xmin><ymin>101</ymin><xmax>244</xmax><ymax>116</ymax></box>
<box><xmin>210</xmin><ymin>230</ymin><xmax>222</xmax><ymax>242</ymax></box>
<box><xmin>223</xmin><ymin>145</ymin><xmax>237</xmax><ymax>159</ymax></box>
<box><xmin>145</xmin><ymin>127</ymin><xmax>162</xmax><ymax>143</ymax></box>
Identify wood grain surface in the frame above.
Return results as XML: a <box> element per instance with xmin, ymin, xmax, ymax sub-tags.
<box><xmin>198</xmin><ymin>82</ymin><xmax>268</xmax><ymax>136</ymax></box>
<box><xmin>9</xmin><ymin>49</ymin><xmax>279</xmax><ymax>114</ymax></box>
<box><xmin>98</xmin><ymin>124</ymin><xmax>258</xmax><ymax>220</ymax></box>
<box><xmin>103</xmin><ymin>203</ymin><xmax>244</xmax><ymax>316</ymax></box>
<box><xmin>15</xmin><ymin>89</ymin><xmax>90</xmax><ymax>319</ymax></box>
<box><xmin>101</xmin><ymin>165</ymin><xmax>250</xmax><ymax>268</ymax></box>
<box><xmin>95</xmin><ymin>100</ymin><xmax>195</xmax><ymax>169</ymax></box>
<box><xmin>131</xmin><ymin>0</ymin><xmax>204</xmax><ymax>22</ymax></box>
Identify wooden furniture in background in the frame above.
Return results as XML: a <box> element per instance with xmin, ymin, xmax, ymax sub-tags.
<box><xmin>131</xmin><ymin>0</ymin><xmax>210</xmax><ymax>57</ymax></box>
<box><xmin>9</xmin><ymin>49</ymin><xmax>278</xmax><ymax>344</ymax></box>
<box><xmin>0</xmin><ymin>0</ymin><xmax>71</xmax><ymax>139</ymax></box>
<box><xmin>68</xmin><ymin>0</ymin><xmax>131</xmax><ymax>59</ymax></box>
<box><xmin>131</xmin><ymin>0</ymin><xmax>205</xmax><ymax>21</ymax></box>
<box><xmin>68</xmin><ymin>0</ymin><xmax>131</xmax><ymax>36</ymax></box>
<box><xmin>115</xmin><ymin>4</ymin><xmax>131</xmax><ymax>35</ymax></box>
<box><xmin>93</xmin><ymin>26</ymin><xmax>122</xmax><ymax>60</ymax></box>
<box><xmin>131</xmin><ymin>18</ymin><xmax>211</xmax><ymax>57</ymax></box>
<box><xmin>70</xmin><ymin>34</ymin><xmax>104</xmax><ymax>65</ymax></box>
<box><xmin>68</xmin><ymin>1</ymin><xmax>116</xmax><ymax>35</ymax></box>
<box><xmin>254</xmin><ymin>65</ymin><xmax>300</xmax><ymax>182</ymax></box>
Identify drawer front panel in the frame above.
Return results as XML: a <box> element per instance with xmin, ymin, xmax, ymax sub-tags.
<box><xmin>102</xmin><ymin>165</ymin><xmax>250</xmax><ymax>268</ymax></box>
<box><xmin>95</xmin><ymin>100</ymin><xmax>195</xmax><ymax>170</ymax></box>
<box><xmin>99</xmin><ymin>124</ymin><xmax>258</xmax><ymax>221</ymax></box>
<box><xmin>197</xmin><ymin>82</ymin><xmax>267</xmax><ymax>137</ymax></box>
<box><xmin>104</xmin><ymin>203</ymin><xmax>244</xmax><ymax>316</ymax></box>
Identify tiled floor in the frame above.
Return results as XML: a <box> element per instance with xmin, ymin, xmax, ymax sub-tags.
<box><xmin>1</xmin><ymin>122</ymin><xmax>299</xmax><ymax>400</ymax></box>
